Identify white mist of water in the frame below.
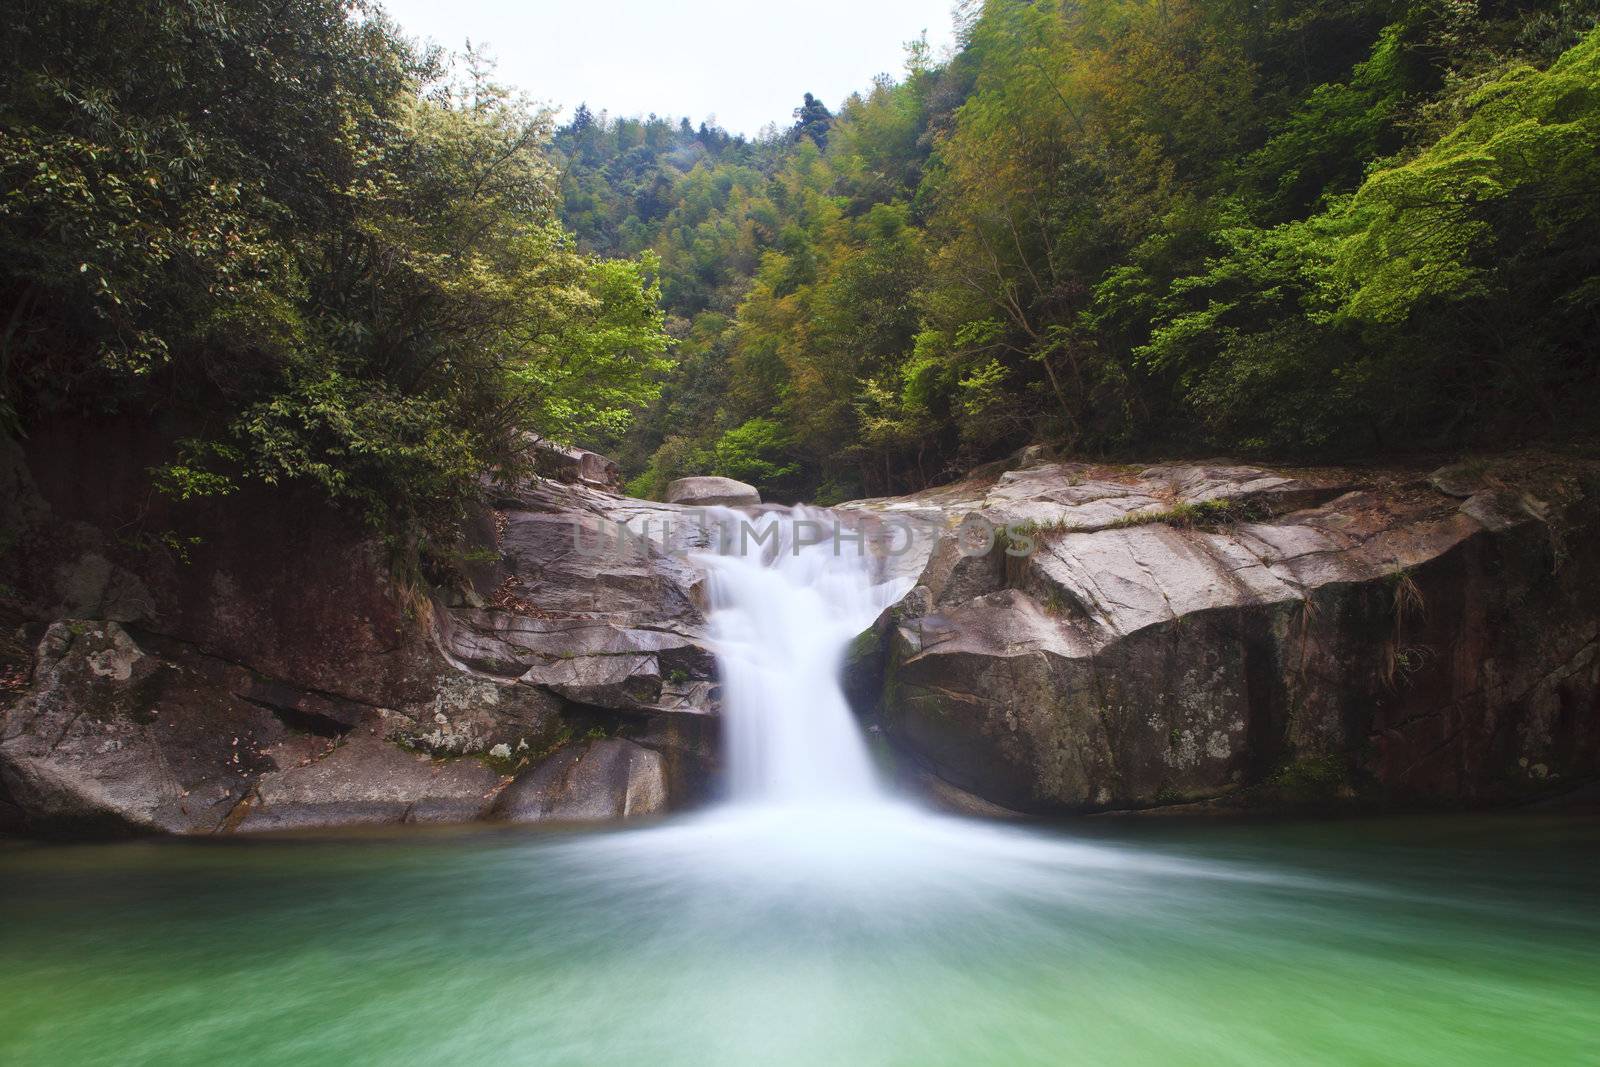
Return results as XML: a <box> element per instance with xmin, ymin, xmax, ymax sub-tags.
<box><xmin>694</xmin><ymin>506</ymin><xmax>911</xmax><ymax>807</ymax></box>
<box><xmin>553</xmin><ymin>503</ymin><xmax>1334</xmax><ymax>918</ymax></box>
<box><xmin>504</xmin><ymin>504</ymin><xmax>1375</xmax><ymax>1067</ymax></box>
<box><xmin>661</xmin><ymin>504</ymin><xmax>1275</xmax><ymax>902</ymax></box>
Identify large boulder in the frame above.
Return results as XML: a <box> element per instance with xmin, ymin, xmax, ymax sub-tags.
<box><xmin>861</xmin><ymin>457</ymin><xmax>1600</xmax><ymax>813</ymax></box>
<box><xmin>0</xmin><ymin>622</ymin><xmax>286</xmax><ymax>834</ymax></box>
<box><xmin>526</xmin><ymin>435</ymin><xmax>622</xmax><ymax>490</ymax></box>
<box><xmin>666</xmin><ymin>476</ymin><xmax>760</xmax><ymax>508</ymax></box>
<box><xmin>444</xmin><ymin>475</ymin><xmax>722</xmax><ymax>725</ymax></box>
<box><xmin>490</xmin><ymin>738</ymin><xmax>668</xmax><ymax>822</ymax></box>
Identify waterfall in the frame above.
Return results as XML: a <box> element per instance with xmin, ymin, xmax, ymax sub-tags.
<box><xmin>695</xmin><ymin>506</ymin><xmax>911</xmax><ymax>807</ymax></box>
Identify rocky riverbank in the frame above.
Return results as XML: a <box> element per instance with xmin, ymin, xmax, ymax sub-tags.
<box><xmin>2</xmin><ymin>425</ymin><xmax>1596</xmax><ymax>835</ymax></box>
<box><xmin>0</xmin><ymin>426</ymin><xmax>719</xmax><ymax>835</ymax></box>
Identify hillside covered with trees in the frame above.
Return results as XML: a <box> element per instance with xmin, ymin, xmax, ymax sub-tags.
<box><xmin>556</xmin><ymin>0</ymin><xmax>1600</xmax><ymax>503</ymax></box>
<box><xmin>0</xmin><ymin>0</ymin><xmax>670</xmax><ymax>544</ymax></box>
<box><xmin>3</xmin><ymin>0</ymin><xmax>1597</xmax><ymax>524</ymax></box>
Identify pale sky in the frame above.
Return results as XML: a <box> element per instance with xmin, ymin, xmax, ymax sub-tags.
<box><xmin>378</xmin><ymin>0</ymin><xmax>960</xmax><ymax>136</ymax></box>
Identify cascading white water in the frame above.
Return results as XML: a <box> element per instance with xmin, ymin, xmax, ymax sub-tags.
<box><xmin>694</xmin><ymin>506</ymin><xmax>911</xmax><ymax>806</ymax></box>
<box><xmin>448</xmin><ymin>503</ymin><xmax>1400</xmax><ymax>1067</ymax></box>
<box><xmin>564</xmin><ymin>505</ymin><xmax>1255</xmax><ymax>903</ymax></box>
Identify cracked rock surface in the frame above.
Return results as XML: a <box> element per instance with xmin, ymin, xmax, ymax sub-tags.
<box><xmin>4</xmin><ymin>427</ymin><xmax>1597</xmax><ymax>833</ymax></box>
<box><xmin>845</xmin><ymin>455</ymin><xmax>1600</xmax><ymax>813</ymax></box>
<box><xmin>0</xmin><ymin>431</ymin><xmax>727</xmax><ymax>836</ymax></box>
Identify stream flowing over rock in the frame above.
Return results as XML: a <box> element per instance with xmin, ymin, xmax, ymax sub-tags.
<box><xmin>1</xmin><ymin>422</ymin><xmax>1596</xmax><ymax>835</ymax></box>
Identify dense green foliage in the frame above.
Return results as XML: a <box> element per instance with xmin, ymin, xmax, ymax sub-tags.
<box><xmin>0</xmin><ymin>0</ymin><xmax>668</xmax><ymax>535</ymax></box>
<box><xmin>4</xmin><ymin>0</ymin><xmax>1595</xmax><ymax>522</ymax></box>
<box><xmin>556</xmin><ymin>1</ymin><xmax>1599</xmax><ymax>502</ymax></box>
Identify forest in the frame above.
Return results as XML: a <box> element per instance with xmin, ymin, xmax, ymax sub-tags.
<box><xmin>0</xmin><ymin>0</ymin><xmax>670</xmax><ymax>542</ymax></box>
<box><xmin>558</xmin><ymin>0</ymin><xmax>1600</xmax><ymax>502</ymax></box>
<box><xmin>2</xmin><ymin>0</ymin><xmax>1597</xmax><ymax>521</ymax></box>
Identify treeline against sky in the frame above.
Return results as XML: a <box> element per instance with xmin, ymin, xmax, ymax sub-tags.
<box><xmin>556</xmin><ymin>0</ymin><xmax>1600</xmax><ymax>502</ymax></box>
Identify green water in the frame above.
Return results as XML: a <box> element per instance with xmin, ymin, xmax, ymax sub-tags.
<box><xmin>1</xmin><ymin>807</ymin><xmax>1596</xmax><ymax>1066</ymax></box>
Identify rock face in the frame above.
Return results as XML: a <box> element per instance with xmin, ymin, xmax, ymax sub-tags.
<box><xmin>0</xmin><ymin>622</ymin><xmax>286</xmax><ymax>834</ymax></box>
<box><xmin>442</xmin><ymin>474</ymin><xmax>724</xmax><ymax>784</ymax></box>
<box><xmin>850</xmin><ymin>456</ymin><xmax>1600</xmax><ymax>813</ymax></box>
<box><xmin>528</xmin><ymin>435</ymin><xmax>622</xmax><ymax>490</ymax></box>
<box><xmin>490</xmin><ymin>738</ymin><xmax>668</xmax><ymax>822</ymax></box>
<box><xmin>5</xmin><ymin>417</ymin><xmax>441</xmax><ymax>710</ymax></box>
<box><xmin>0</xmin><ymin>425</ymin><xmax>719</xmax><ymax>836</ymax></box>
<box><xmin>665</xmin><ymin>476</ymin><xmax>761</xmax><ymax>508</ymax></box>
<box><xmin>235</xmin><ymin>736</ymin><xmax>505</xmax><ymax>832</ymax></box>
<box><xmin>4</xmin><ymin>418</ymin><xmax>1596</xmax><ymax>834</ymax></box>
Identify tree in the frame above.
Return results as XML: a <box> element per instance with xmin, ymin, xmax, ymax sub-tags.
<box><xmin>0</xmin><ymin>0</ymin><xmax>670</xmax><ymax>538</ymax></box>
<box><xmin>553</xmin><ymin>0</ymin><xmax>1600</xmax><ymax>500</ymax></box>
<box><xmin>792</xmin><ymin>92</ymin><xmax>833</xmax><ymax>148</ymax></box>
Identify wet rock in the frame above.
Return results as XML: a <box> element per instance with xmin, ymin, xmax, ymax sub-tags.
<box><xmin>0</xmin><ymin>622</ymin><xmax>285</xmax><ymax>835</ymax></box>
<box><xmin>491</xmin><ymin>738</ymin><xmax>668</xmax><ymax>822</ymax></box>
<box><xmin>666</xmin><ymin>476</ymin><xmax>761</xmax><ymax>508</ymax></box>
<box><xmin>235</xmin><ymin>737</ymin><xmax>504</xmax><ymax>832</ymax></box>
<box><xmin>871</xmin><ymin>457</ymin><xmax>1600</xmax><ymax>813</ymax></box>
<box><xmin>629</xmin><ymin>710</ymin><xmax>721</xmax><ymax>807</ymax></box>
<box><xmin>527</xmin><ymin>436</ymin><xmax>622</xmax><ymax>489</ymax></box>
<box><xmin>909</xmin><ymin>767</ymin><xmax>1026</xmax><ymax>819</ymax></box>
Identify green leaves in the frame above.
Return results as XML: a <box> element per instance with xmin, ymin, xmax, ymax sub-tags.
<box><xmin>1333</xmin><ymin>32</ymin><xmax>1600</xmax><ymax>324</ymax></box>
<box><xmin>13</xmin><ymin>0</ymin><xmax>1591</xmax><ymax>527</ymax></box>
<box><xmin>1120</xmin><ymin>25</ymin><xmax>1600</xmax><ymax>454</ymax></box>
<box><xmin>707</xmin><ymin>418</ymin><xmax>800</xmax><ymax>488</ymax></box>
<box><xmin>1</xmin><ymin>0</ymin><xmax>669</xmax><ymax>538</ymax></box>
<box><xmin>149</xmin><ymin>439</ymin><xmax>243</xmax><ymax>502</ymax></box>
<box><xmin>505</xmin><ymin>251</ymin><xmax>672</xmax><ymax>442</ymax></box>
